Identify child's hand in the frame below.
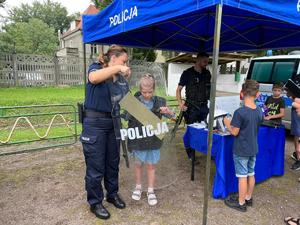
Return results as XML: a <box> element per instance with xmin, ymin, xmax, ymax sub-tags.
<box><xmin>223</xmin><ymin>117</ymin><xmax>231</xmax><ymax>128</ymax></box>
<box><xmin>264</xmin><ymin>116</ymin><xmax>271</xmax><ymax>120</ymax></box>
<box><xmin>179</xmin><ymin>102</ymin><xmax>187</xmax><ymax>111</ymax></box>
<box><xmin>293</xmin><ymin>98</ymin><xmax>300</xmax><ymax>115</ymax></box>
<box><xmin>160</xmin><ymin>107</ymin><xmax>173</xmax><ymax>115</ymax></box>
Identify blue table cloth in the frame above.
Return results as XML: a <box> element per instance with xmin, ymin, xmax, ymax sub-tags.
<box><xmin>183</xmin><ymin>125</ymin><xmax>285</xmax><ymax>199</ymax></box>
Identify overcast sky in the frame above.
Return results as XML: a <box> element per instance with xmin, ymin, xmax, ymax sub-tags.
<box><xmin>1</xmin><ymin>0</ymin><xmax>93</xmax><ymax>16</ymax></box>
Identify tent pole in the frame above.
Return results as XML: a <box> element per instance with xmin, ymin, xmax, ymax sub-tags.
<box><xmin>83</xmin><ymin>43</ymin><xmax>87</xmax><ymax>97</ymax></box>
<box><xmin>202</xmin><ymin>4</ymin><xmax>222</xmax><ymax>225</ymax></box>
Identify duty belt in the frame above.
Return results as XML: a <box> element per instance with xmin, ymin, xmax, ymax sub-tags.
<box><xmin>197</xmin><ymin>101</ymin><xmax>208</xmax><ymax>106</ymax></box>
<box><xmin>187</xmin><ymin>101</ymin><xmax>207</xmax><ymax>107</ymax></box>
<box><xmin>85</xmin><ymin>110</ymin><xmax>112</xmax><ymax>118</ymax></box>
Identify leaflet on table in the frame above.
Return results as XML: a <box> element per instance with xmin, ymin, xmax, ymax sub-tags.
<box><xmin>216</xmin><ymin>130</ymin><xmax>231</xmax><ymax>136</ymax></box>
<box><xmin>188</xmin><ymin>122</ymin><xmax>206</xmax><ymax>129</ymax></box>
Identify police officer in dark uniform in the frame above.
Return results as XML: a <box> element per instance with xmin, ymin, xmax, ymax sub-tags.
<box><xmin>176</xmin><ymin>52</ymin><xmax>211</xmax><ymax>159</ymax></box>
<box><xmin>80</xmin><ymin>45</ymin><xmax>131</xmax><ymax>220</ymax></box>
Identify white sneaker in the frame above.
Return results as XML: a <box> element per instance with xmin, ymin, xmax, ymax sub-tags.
<box><xmin>147</xmin><ymin>191</ymin><xmax>157</xmax><ymax>206</ymax></box>
<box><xmin>132</xmin><ymin>187</ymin><xmax>142</xmax><ymax>201</ymax></box>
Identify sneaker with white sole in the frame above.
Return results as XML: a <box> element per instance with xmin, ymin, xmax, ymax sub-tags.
<box><xmin>147</xmin><ymin>191</ymin><xmax>157</xmax><ymax>206</ymax></box>
<box><xmin>291</xmin><ymin>152</ymin><xmax>298</xmax><ymax>161</ymax></box>
<box><xmin>291</xmin><ymin>160</ymin><xmax>300</xmax><ymax>170</ymax></box>
<box><xmin>132</xmin><ymin>187</ymin><xmax>142</xmax><ymax>201</ymax></box>
<box><xmin>224</xmin><ymin>197</ymin><xmax>247</xmax><ymax>212</ymax></box>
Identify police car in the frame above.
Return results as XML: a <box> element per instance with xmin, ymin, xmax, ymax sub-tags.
<box><xmin>247</xmin><ymin>51</ymin><xmax>300</xmax><ymax>129</ymax></box>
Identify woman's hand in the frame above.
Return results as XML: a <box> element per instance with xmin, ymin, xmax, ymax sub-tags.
<box><xmin>89</xmin><ymin>65</ymin><xmax>130</xmax><ymax>84</ymax></box>
<box><xmin>119</xmin><ymin>65</ymin><xmax>131</xmax><ymax>78</ymax></box>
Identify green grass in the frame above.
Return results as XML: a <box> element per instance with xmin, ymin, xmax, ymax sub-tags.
<box><xmin>0</xmin><ymin>85</ymin><xmax>176</xmax><ymax>106</ymax></box>
<box><xmin>0</xmin><ymin>86</ymin><xmax>85</xmax><ymax>106</ymax></box>
<box><xmin>0</xmin><ymin>86</ymin><xmax>84</xmax><ymax>145</ymax></box>
<box><xmin>0</xmin><ymin>126</ymin><xmax>78</xmax><ymax>143</ymax></box>
<box><xmin>0</xmin><ymin>86</ymin><xmax>176</xmax><ymax>145</ymax></box>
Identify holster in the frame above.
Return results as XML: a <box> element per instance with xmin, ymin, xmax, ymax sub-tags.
<box><xmin>77</xmin><ymin>102</ymin><xmax>84</xmax><ymax>123</ymax></box>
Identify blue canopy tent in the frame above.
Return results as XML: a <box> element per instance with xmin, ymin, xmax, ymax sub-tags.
<box><xmin>83</xmin><ymin>0</ymin><xmax>300</xmax><ymax>52</ymax></box>
<box><xmin>82</xmin><ymin>1</ymin><xmax>300</xmax><ymax>224</ymax></box>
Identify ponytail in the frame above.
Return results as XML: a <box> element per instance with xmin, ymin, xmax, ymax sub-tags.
<box><xmin>98</xmin><ymin>44</ymin><xmax>127</xmax><ymax>67</ymax></box>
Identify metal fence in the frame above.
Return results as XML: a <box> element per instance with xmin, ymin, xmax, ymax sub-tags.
<box><xmin>0</xmin><ymin>53</ymin><xmax>167</xmax><ymax>88</ymax></box>
<box><xmin>128</xmin><ymin>60</ymin><xmax>167</xmax><ymax>89</ymax></box>
<box><xmin>0</xmin><ymin>54</ymin><xmax>86</xmax><ymax>87</ymax></box>
<box><xmin>0</xmin><ymin>104</ymin><xmax>78</xmax><ymax>156</ymax></box>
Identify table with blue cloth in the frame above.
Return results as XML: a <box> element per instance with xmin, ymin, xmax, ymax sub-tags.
<box><xmin>183</xmin><ymin>125</ymin><xmax>285</xmax><ymax>199</ymax></box>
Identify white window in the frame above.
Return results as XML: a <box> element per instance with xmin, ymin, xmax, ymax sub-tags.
<box><xmin>90</xmin><ymin>44</ymin><xmax>98</xmax><ymax>54</ymax></box>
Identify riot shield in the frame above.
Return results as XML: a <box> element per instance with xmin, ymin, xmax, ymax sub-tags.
<box><xmin>117</xmin><ymin>62</ymin><xmax>179</xmax><ymax>192</ymax></box>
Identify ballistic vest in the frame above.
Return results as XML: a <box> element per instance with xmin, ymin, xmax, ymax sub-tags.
<box><xmin>127</xmin><ymin>93</ymin><xmax>166</xmax><ymax>151</ymax></box>
<box><xmin>185</xmin><ymin>67</ymin><xmax>211</xmax><ymax>107</ymax></box>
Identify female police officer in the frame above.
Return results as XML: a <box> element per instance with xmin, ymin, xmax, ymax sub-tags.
<box><xmin>80</xmin><ymin>45</ymin><xmax>131</xmax><ymax>220</ymax></box>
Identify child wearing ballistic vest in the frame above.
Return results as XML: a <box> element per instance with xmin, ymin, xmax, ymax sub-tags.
<box><xmin>128</xmin><ymin>73</ymin><xmax>174</xmax><ymax>206</ymax></box>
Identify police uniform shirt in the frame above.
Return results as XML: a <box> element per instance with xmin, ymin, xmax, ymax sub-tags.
<box><xmin>179</xmin><ymin>67</ymin><xmax>211</xmax><ymax>87</ymax></box>
<box><xmin>84</xmin><ymin>62</ymin><xmax>112</xmax><ymax>112</ymax></box>
<box><xmin>178</xmin><ymin>67</ymin><xmax>211</xmax><ymax>103</ymax></box>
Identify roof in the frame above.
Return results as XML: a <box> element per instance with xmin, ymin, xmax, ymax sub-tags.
<box><xmin>252</xmin><ymin>55</ymin><xmax>300</xmax><ymax>60</ymax></box>
<box><xmin>62</xmin><ymin>4</ymin><xmax>99</xmax><ymax>39</ymax></box>
<box><xmin>166</xmin><ymin>53</ymin><xmax>254</xmax><ymax>65</ymax></box>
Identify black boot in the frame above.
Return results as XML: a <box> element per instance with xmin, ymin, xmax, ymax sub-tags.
<box><xmin>107</xmin><ymin>194</ymin><xmax>126</xmax><ymax>209</ymax></box>
<box><xmin>90</xmin><ymin>203</ymin><xmax>110</xmax><ymax>220</ymax></box>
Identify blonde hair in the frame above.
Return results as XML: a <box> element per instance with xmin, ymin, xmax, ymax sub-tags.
<box><xmin>139</xmin><ymin>73</ymin><xmax>155</xmax><ymax>90</ymax></box>
<box><xmin>98</xmin><ymin>44</ymin><xmax>128</xmax><ymax>67</ymax></box>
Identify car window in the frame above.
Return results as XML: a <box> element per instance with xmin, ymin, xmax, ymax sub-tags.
<box><xmin>251</xmin><ymin>62</ymin><xmax>273</xmax><ymax>82</ymax></box>
<box><xmin>272</xmin><ymin>62</ymin><xmax>295</xmax><ymax>82</ymax></box>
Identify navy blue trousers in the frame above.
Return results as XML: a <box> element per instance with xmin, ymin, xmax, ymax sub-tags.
<box><xmin>184</xmin><ymin>105</ymin><xmax>209</xmax><ymax>125</ymax></box>
<box><xmin>80</xmin><ymin>117</ymin><xmax>120</xmax><ymax>206</ymax></box>
<box><xmin>184</xmin><ymin>105</ymin><xmax>209</xmax><ymax>158</ymax></box>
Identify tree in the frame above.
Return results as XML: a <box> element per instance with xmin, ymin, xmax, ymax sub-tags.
<box><xmin>132</xmin><ymin>48</ymin><xmax>157</xmax><ymax>62</ymax></box>
<box><xmin>9</xmin><ymin>0</ymin><xmax>77</xmax><ymax>34</ymax></box>
<box><xmin>161</xmin><ymin>50</ymin><xmax>180</xmax><ymax>61</ymax></box>
<box><xmin>92</xmin><ymin>0</ymin><xmax>113</xmax><ymax>10</ymax></box>
<box><xmin>0</xmin><ymin>0</ymin><xmax>6</xmax><ymax>8</ymax></box>
<box><xmin>0</xmin><ymin>18</ymin><xmax>57</xmax><ymax>55</ymax></box>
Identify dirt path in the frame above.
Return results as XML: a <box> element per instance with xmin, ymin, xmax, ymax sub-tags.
<box><xmin>0</xmin><ymin>131</ymin><xmax>299</xmax><ymax>225</ymax></box>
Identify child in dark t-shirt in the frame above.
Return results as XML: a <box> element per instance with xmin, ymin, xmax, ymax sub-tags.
<box><xmin>223</xmin><ymin>80</ymin><xmax>263</xmax><ymax>212</ymax></box>
<box><xmin>264</xmin><ymin>83</ymin><xmax>285</xmax><ymax>125</ymax></box>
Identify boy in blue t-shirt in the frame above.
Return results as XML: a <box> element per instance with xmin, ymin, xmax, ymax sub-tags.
<box><xmin>223</xmin><ymin>80</ymin><xmax>263</xmax><ymax>212</ymax></box>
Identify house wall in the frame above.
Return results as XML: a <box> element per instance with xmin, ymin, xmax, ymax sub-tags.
<box><xmin>58</xmin><ymin>31</ymin><xmax>109</xmax><ymax>59</ymax></box>
<box><xmin>216</xmin><ymin>74</ymin><xmax>247</xmax><ymax>93</ymax></box>
<box><xmin>167</xmin><ymin>63</ymin><xmax>248</xmax><ymax>97</ymax></box>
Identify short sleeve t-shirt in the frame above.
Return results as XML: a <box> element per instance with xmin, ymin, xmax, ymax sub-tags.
<box><xmin>178</xmin><ymin>67</ymin><xmax>211</xmax><ymax>103</ymax></box>
<box><xmin>231</xmin><ymin>106</ymin><xmax>263</xmax><ymax>156</ymax></box>
<box><xmin>84</xmin><ymin>62</ymin><xmax>112</xmax><ymax>112</ymax></box>
<box><xmin>178</xmin><ymin>67</ymin><xmax>211</xmax><ymax>87</ymax></box>
<box><xmin>265</xmin><ymin>96</ymin><xmax>285</xmax><ymax>123</ymax></box>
